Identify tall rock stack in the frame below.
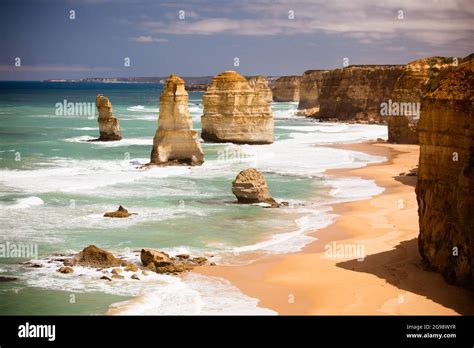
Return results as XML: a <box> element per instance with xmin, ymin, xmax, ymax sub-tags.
<box><xmin>416</xmin><ymin>54</ymin><xmax>474</xmax><ymax>288</ymax></box>
<box><xmin>247</xmin><ymin>76</ymin><xmax>273</xmax><ymax>103</ymax></box>
<box><xmin>150</xmin><ymin>74</ymin><xmax>204</xmax><ymax>165</ymax></box>
<box><xmin>272</xmin><ymin>76</ymin><xmax>302</xmax><ymax>102</ymax></box>
<box><xmin>297</xmin><ymin>70</ymin><xmax>328</xmax><ymax>112</ymax></box>
<box><xmin>387</xmin><ymin>57</ymin><xmax>458</xmax><ymax>144</ymax></box>
<box><xmin>201</xmin><ymin>71</ymin><xmax>274</xmax><ymax>144</ymax></box>
<box><xmin>317</xmin><ymin>65</ymin><xmax>404</xmax><ymax>122</ymax></box>
<box><xmin>95</xmin><ymin>95</ymin><xmax>122</xmax><ymax>141</ymax></box>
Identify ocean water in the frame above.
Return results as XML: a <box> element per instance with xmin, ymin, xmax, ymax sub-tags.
<box><xmin>0</xmin><ymin>81</ymin><xmax>387</xmax><ymax>315</ymax></box>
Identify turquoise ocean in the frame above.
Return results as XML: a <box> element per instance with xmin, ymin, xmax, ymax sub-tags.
<box><xmin>0</xmin><ymin>81</ymin><xmax>387</xmax><ymax>314</ymax></box>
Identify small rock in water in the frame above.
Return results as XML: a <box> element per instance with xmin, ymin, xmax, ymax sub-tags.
<box><xmin>111</xmin><ymin>268</ymin><xmax>122</xmax><ymax>275</ymax></box>
<box><xmin>131</xmin><ymin>274</ymin><xmax>140</xmax><ymax>280</ymax></box>
<box><xmin>124</xmin><ymin>263</ymin><xmax>138</xmax><ymax>272</ymax></box>
<box><xmin>104</xmin><ymin>205</ymin><xmax>132</xmax><ymax>218</ymax></box>
<box><xmin>58</xmin><ymin>266</ymin><xmax>74</xmax><ymax>274</ymax></box>
<box><xmin>0</xmin><ymin>276</ymin><xmax>18</xmax><ymax>282</ymax></box>
<box><xmin>100</xmin><ymin>276</ymin><xmax>112</xmax><ymax>281</ymax></box>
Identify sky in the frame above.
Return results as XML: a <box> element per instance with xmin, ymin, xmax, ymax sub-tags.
<box><xmin>0</xmin><ymin>0</ymin><xmax>472</xmax><ymax>80</ymax></box>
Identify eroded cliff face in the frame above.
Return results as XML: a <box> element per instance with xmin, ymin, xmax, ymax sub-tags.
<box><xmin>317</xmin><ymin>65</ymin><xmax>404</xmax><ymax>122</ymax></box>
<box><xmin>150</xmin><ymin>74</ymin><xmax>204</xmax><ymax>165</ymax></box>
<box><xmin>416</xmin><ymin>55</ymin><xmax>474</xmax><ymax>288</ymax></box>
<box><xmin>272</xmin><ymin>76</ymin><xmax>301</xmax><ymax>102</ymax></box>
<box><xmin>247</xmin><ymin>76</ymin><xmax>273</xmax><ymax>103</ymax></box>
<box><xmin>387</xmin><ymin>57</ymin><xmax>458</xmax><ymax>144</ymax></box>
<box><xmin>297</xmin><ymin>70</ymin><xmax>328</xmax><ymax>111</ymax></box>
<box><xmin>96</xmin><ymin>95</ymin><xmax>122</xmax><ymax>141</ymax></box>
<box><xmin>201</xmin><ymin>71</ymin><xmax>274</xmax><ymax>144</ymax></box>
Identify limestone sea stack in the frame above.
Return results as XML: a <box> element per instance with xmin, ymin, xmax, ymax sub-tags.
<box><xmin>387</xmin><ymin>57</ymin><xmax>458</xmax><ymax>144</ymax></box>
<box><xmin>416</xmin><ymin>54</ymin><xmax>473</xmax><ymax>288</ymax></box>
<box><xmin>317</xmin><ymin>65</ymin><xmax>404</xmax><ymax>122</ymax></box>
<box><xmin>95</xmin><ymin>95</ymin><xmax>122</xmax><ymax>141</ymax></box>
<box><xmin>150</xmin><ymin>74</ymin><xmax>204</xmax><ymax>165</ymax></box>
<box><xmin>272</xmin><ymin>76</ymin><xmax>302</xmax><ymax>102</ymax></box>
<box><xmin>201</xmin><ymin>71</ymin><xmax>273</xmax><ymax>144</ymax></box>
<box><xmin>232</xmin><ymin>168</ymin><xmax>278</xmax><ymax>207</ymax></box>
<box><xmin>297</xmin><ymin>70</ymin><xmax>328</xmax><ymax>112</ymax></box>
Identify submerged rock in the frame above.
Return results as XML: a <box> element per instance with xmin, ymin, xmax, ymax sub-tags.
<box><xmin>201</xmin><ymin>71</ymin><xmax>274</xmax><ymax>144</ymax></box>
<box><xmin>103</xmin><ymin>205</ymin><xmax>132</xmax><ymax>218</ymax></box>
<box><xmin>95</xmin><ymin>95</ymin><xmax>122</xmax><ymax>141</ymax></box>
<box><xmin>150</xmin><ymin>74</ymin><xmax>204</xmax><ymax>166</ymax></box>
<box><xmin>232</xmin><ymin>168</ymin><xmax>279</xmax><ymax>207</ymax></box>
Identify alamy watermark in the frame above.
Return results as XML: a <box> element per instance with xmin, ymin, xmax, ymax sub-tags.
<box><xmin>217</xmin><ymin>147</ymin><xmax>257</xmax><ymax>165</ymax></box>
<box><xmin>55</xmin><ymin>99</ymin><xmax>96</xmax><ymax>119</ymax></box>
<box><xmin>0</xmin><ymin>242</ymin><xmax>38</xmax><ymax>259</ymax></box>
<box><xmin>324</xmin><ymin>241</ymin><xmax>365</xmax><ymax>261</ymax></box>
<box><xmin>380</xmin><ymin>99</ymin><xmax>420</xmax><ymax>119</ymax></box>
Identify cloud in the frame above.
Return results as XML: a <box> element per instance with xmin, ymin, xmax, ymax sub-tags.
<box><xmin>0</xmin><ymin>64</ymin><xmax>116</xmax><ymax>72</ymax></box>
<box><xmin>130</xmin><ymin>35</ymin><xmax>169</xmax><ymax>43</ymax></box>
<box><xmin>141</xmin><ymin>0</ymin><xmax>473</xmax><ymax>47</ymax></box>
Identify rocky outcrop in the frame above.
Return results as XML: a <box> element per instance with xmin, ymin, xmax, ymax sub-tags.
<box><xmin>298</xmin><ymin>70</ymin><xmax>328</xmax><ymax>111</ymax></box>
<box><xmin>140</xmin><ymin>248</ymin><xmax>208</xmax><ymax>274</ymax></box>
<box><xmin>232</xmin><ymin>168</ymin><xmax>278</xmax><ymax>207</ymax></box>
<box><xmin>272</xmin><ymin>76</ymin><xmax>301</xmax><ymax>102</ymax></box>
<box><xmin>416</xmin><ymin>54</ymin><xmax>474</xmax><ymax>288</ymax></box>
<box><xmin>201</xmin><ymin>71</ymin><xmax>274</xmax><ymax>144</ymax></box>
<box><xmin>247</xmin><ymin>76</ymin><xmax>273</xmax><ymax>103</ymax></box>
<box><xmin>71</xmin><ymin>245</ymin><xmax>124</xmax><ymax>268</ymax></box>
<box><xmin>104</xmin><ymin>205</ymin><xmax>132</xmax><ymax>218</ymax></box>
<box><xmin>95</xmin><ymin>95</ymin><xmax>122</xmax><ymax>141</ymax></box>
<box><xmin>317</xmin><ymin>65</ymin><xmax>404</xmax><ymax>122</ymax></box>
<box><xmin>150</xmin><ymin>74</ymin><xmax>204</xmax><ymax>165</ymax></box>
<box><xmin>387</xmin><ymin>57</ymin><xmax>458</xmax><ymax>144</ymax></box>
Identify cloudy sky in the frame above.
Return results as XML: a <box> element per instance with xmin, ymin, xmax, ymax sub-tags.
<box><xmin>0</xmin><ymin>0</ymin><xmax>472</xmax><ymax>80</ymax></box>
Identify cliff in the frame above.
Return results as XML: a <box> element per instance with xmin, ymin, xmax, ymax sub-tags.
<box><xmin>317</xmin><ymin>65</ymin><xmax>404</xmax><ymax>122</ymax></box>
<box><xmin>272</xmin><ymin>76</ymin><xmax>302</xmax><ymax>102</ymax></box>
<box><xmin>201</xmin><ymin>71</ymin><xmax>274</xmax><ymax>144</ymax></box>
<box><xmin>95</xmin><ymin>95</ymin><xmax>122</xmax><ymax>141</ymax></box>
<box><xmin>150</xmin><ymin>74</ymin><xmax>204</xmax><ymax>165</ymax></box>
<box><xmin>247</xmin><ymin>76</ymin><xmax>273</xmax><ymax>103</ymax></box>
<box><xmin>387</xmin><ymin>57</ymin><xmax>458</xmax><ymax>144</ymax></box>
<box><xmin>416</xmin><ymin>55</ymin><xmax>474</xmax><ymax>288</ymax></box>
<box><xmin>297</xmin><ymin>70</ymin><xmax>328</xmax><ymax>111</ymax></box>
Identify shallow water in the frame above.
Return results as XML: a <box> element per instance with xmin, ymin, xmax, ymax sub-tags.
<box><xmin>0</xmin><ymin>81</ymin><xmax>387</xmax><ymax>314</ymax></box>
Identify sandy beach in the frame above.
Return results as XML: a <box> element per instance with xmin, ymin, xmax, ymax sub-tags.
<box><xmin>196</xmin><ymin>141</ymin><xmax>474</xmax><ymax>315</ymax></box>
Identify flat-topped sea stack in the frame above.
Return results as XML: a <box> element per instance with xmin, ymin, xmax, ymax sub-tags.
<box><xmin>297</xmin><ymin>70</ymin><xmax>329</xmax><ymax>112</ymax></box>
<box><xmin>272</xmin><ymin>76</ymin><xmax>301</xmax><ymax>102</ymax></box>
<box><xmin>387</xmin><ymin>57</ymin><xmax>458</xmax><ymax>144</ymax></box>
<box><xmin>247</xmin><ymin>76</ymin><xmax>273</xmax><ymax>103</ymax></box>
<box><xmin>317</xmin><ymin>65</ymin><xmax>404</xmax><ymax>122</ymax></box>
<box><xmin>201</xmin><ymin>71</ymin><xmax>274</xmax><ymax>144</ymax></box>
<box><xmin>416</xmin><ymin>54</ymin><xmax>474</xmax><ymax>288</ymax></box>
<box><xmin>95</xmin><ymin>95</ymin><xmax>122</xmax><ymax>141</ymax></box>
<box><xmin>150</xmin><ymin>74</ymin><xmax>204</xmax><ymax>165</ymax></box>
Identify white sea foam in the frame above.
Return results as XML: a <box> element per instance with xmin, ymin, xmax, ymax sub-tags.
<box><xmin>20</xmin><ymin>255</ymin><xmax>275</xmax><ymax>315</ymax></box>
<box><xmin>1</xmin><ymin>196</ymin><xmax>44</xmax><ymax>209</ymax></box>
<box><xmin>74</xmin><ymin>127</ymin><xmax>98</xmax><ymax>131</ymax></box>
<box><xmin>127</xmin><ymin>105</ymin><xmax>159</xmax><ymax>113</ymax></box>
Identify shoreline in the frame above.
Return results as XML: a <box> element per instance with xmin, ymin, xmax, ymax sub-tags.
<box><xmin>195</xmin><ymin>141</ymin><xmax>474</xmax><ymax>315</ymax></box>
